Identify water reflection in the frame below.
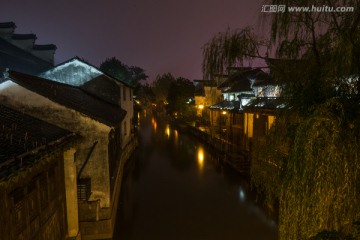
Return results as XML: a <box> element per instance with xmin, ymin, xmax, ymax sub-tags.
<box><xmin>197</xmin><ymin>146</ymin><xmax>204</xmax><ymax>172</ymax></box>
<box><xmin>151</xmin><ymin>117</ymin><xmax>157</xmax><ymax>131</ymax></box>
<box><xmin>165</xmin><ymin>124</ymin><xmax>170</xmax><ymax>138</ymax></box>
<box><xmin>174</xmin><ymin>129</ymin><xmax>178</xmax><ymax>145</ymax></box>
<box><xmin>239</xmin><ymin>186</ymin><xmax>246</xmax><ymax>202</ymax></box>
<box><xmin>114</xmin><ymin>113</ymin><xmax>278</xmax><ymax>240</ymax></box>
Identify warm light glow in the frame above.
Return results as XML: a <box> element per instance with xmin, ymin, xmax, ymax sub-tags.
<box><xmin>268</xmin><ymin>115</ymin><xmax>275</xmax><ymax>130</ymax></box>
<box><xmin>174</xmin><ymin>129</ymin><xmax>178</xmax><ymax>144</ymax></box>
<box><xmin>197</xmin><ymin>147</ymin><xmax>205</xmax><ymax>171</ymax></box>
<box><xmin>165</xmin><ymin>125</ymin><xmax>170</xmax><ymax>138</ymax></box>
<box><xmin>222</xmin><ymin>111</ymin><xmax>227</xmax><ymax>115</ymax></box>
<box><xmin>198</xmin><ymin>105</ymin><xmax>204</xmax><ymax>109</ymax></box>
<box><xmin>152</xmin><ymin>118</ymin><xmax>157</xmax><ymax>131</ymax></box>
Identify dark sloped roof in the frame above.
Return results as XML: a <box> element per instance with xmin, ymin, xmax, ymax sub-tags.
<box><xmin>0</xmin><ymin>104</ymin><xmax>75</xmax><ymax>174</ymax></box>
<box><xmin>243</xmin><ymin>97</ymin><xmax>282</xmax><ymax>111</ymax></box>
<box><xmin>33</xmin><ymin>44</ymin><xmax>57</xmax><ymax>50</ymax></box>
<box><xmin>219</xmin><ymin>68</ymin><xmax>271</xmax><ymax>92</ymax></box>
<box><xmin>80</xmin><ymin>75</ymin><xmax>121</xmax><ymax>105</ymax></box>
<box><xmin>0</xmin><ymin>38</ymin><xmax>53</xmax><ymax>74</ymax></box>
<box><xmin>209</xmin><ymin>100</ymin><xmax>241</xmax><ymax>111</ymax></box>
<box><xmin>11</xmin><ymin>33</ymin><xmax>37</xmax><ymax>40</ymax></box>
<box><xmin>220</xmin><ymin>71</ymin><xmax>252</xmax><ymax>92</ymax></box>
<box><xmin>8</xmin><ymin>71</ymin><xmax>126</xmax><ymax>127</ymax></box>
<box><xmin>0</xmin><ymin>22</ymin><xmax>16</xmax><ymax>28</ymax></box>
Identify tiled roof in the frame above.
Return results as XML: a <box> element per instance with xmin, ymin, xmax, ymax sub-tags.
<box><xmin>209</xmin><ymin>100</ymin><xmax>241</xmax><ymax>111</ymax></box>
<box><xmin>41</xmin><ymin>57</ymin><xmax>133</xmax><ymax>88</ymax></box>
<box><xmin>33</xmin><ymin>44</ymin><xmax>57</xmax><ymax>51</ymax></box>
<box><xmin>244</xmin><ymin>97</ymin><xmax>282</xmax><ymax>111</ymax></box>
<box><xmin>80</xmin><ymin>75</ymin><xmax>121</xmax><ymax>105</ymax></box>
<box><xmin>8</xmin><ymin>71</ymin><xmax>126</xmax><ymax>127</ymax></box>
<box><xmin>0</xmin><ymin>38</ymin><xmax>53</xmax><ymax>74</ymax></box>
<box><xmin>11</xmin><ymin>33</ymin><xmax>37</xmax><ymax>40</ymax></box>
<box><xmin>0</xmin><ymin>22</ymin><xmax>16</xmax><ymax>28</ymax></box>
<box><xmin>0</xmin><ymin>104</ymin><xmax>75</xmax><ymax>179</ymax></box>
<box><xmin>219</xmin><ymin>68</ymin><xmax>271</xmax><ymax>92</ymax></box>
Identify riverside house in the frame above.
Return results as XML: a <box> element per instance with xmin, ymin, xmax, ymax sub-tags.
<box><xmin>0</xmin><ymin>70</ymin><xmax>134</xmax><ymax>239</ymax></box>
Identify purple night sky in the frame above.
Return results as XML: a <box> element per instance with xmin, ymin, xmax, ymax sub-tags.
<box><xmin>2</xmin><ymin>0</ymin><xmax>267</xmax><ymax>81</ymax></box>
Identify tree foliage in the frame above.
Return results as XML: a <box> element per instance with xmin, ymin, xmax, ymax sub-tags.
<box><xmin>152</xmin><ymin>73</ymin><xmax>175</xmax><ymax>104</ymax></box>
<box><xmin>99</xmin><ymin>57</ymin><xmax>148</xmax><ymax>87</ymax></box>
<box><xmin>202</xmin><ymin>0</ymin><xmax>360</xmax><ymax>239</ymax></box>
<box><xmin>166</xmin><ymin>77</ymin><xmax>195</xmax><ymax>119</ymax></box>
<box><xmin>202</xmin><ymin>27</ymin><xmax>267</xmax><ymax>79</ymax></box>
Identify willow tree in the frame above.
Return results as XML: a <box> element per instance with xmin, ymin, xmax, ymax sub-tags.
<box><xmin>202</xmin><ymin>1</ymin><xmax>360</xmax><ymax>239</ymax></box>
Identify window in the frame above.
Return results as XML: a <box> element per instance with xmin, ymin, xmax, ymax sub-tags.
<box><xmin>129</xmin><ymin>88</ymin><xmax>132</xmax><ymax>101</ymax></box>
<box><xmin>77</xmin><ymin>178</ymin><xmax>91</xmax><ymax>201</ymax></box>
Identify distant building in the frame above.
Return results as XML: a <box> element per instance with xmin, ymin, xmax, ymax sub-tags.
<box><xmin>206</xmin><ymin>68</ymin><xmax>279</xmax><ymax>151</ymax></box>
<box><xmin>193</xmin><ymin>79</ymin><xmax>221</xmax><ymax>118</ymax></box>
<box><xmin>0</xmin><ymin>22</ymin><xmax>56</xmax><ymax>75</ymax></box>
<box><xmin>0</xmin><ymin>71</ymin><xmax>135</xmax><ymax>239</ymax></box>
<box><xmin>0</xmin><ymin>104</ymin><xmax>79</xmax><ymax>240</ymax></box>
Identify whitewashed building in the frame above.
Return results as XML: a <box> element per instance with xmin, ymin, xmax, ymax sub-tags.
<box><xmin>39</xmin><ymin>57</ymin><xmax>134</xmax><ymax>148</ymax></box>
<box><xmin>0</xmin><ymin>71</ymin><xmax>134</xmax><ymax>239</ymax></box>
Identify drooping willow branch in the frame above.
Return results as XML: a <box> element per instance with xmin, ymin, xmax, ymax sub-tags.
<box><xmin>202</xmin><ymin>27</ymin><xmax>269</xmax><ymax>79</ymax></box>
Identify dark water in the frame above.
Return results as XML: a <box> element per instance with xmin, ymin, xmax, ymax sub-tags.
<box><xmin>113</xmin><ymin>112</ymin><xmax>278</xmax><ymax>240</ymax></box>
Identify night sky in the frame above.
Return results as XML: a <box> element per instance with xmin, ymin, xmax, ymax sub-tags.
<box><xmin>2</xmin><ymin>0</ymin><xmax>266</xmax><ymax>81</ymax></box>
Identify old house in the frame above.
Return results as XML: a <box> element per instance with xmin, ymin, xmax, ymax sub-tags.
<box><xmin>193</xmin><ymin>79</ymin><xmax>221</xmax><ymax>123</ymax></box>
<box><xmin>0</xmin><ymin>22</ymin><xmax>56</xmax><ymax>75</ymax></box>
<box><xmin>208</xmin><ymin>68</ymin><xmax>275</xmax><ymax>151</ymax></box>
<box><xmin>0</xmin><ymin>71</ymin><xmax>133</xmax><ymax>239</ymax></box>
<box><xmin>242</xmin><ymin>70</ymin><xmax>281</xmax><ymax>150</ymax></box>
<box><xmin>39</xmin><ymin>57</ymin><xmax>134</xmax><ymax>148</ymax></box>
<box><xmin>0</xmin><ymin>104</ymin><xmax>79</xmax><ymax>240</ymax></box>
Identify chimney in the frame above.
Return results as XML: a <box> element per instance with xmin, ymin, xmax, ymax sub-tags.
<box><xmin>32</xmin><ymin>44</ymin><xmax>57</xmax><ymax>65</ymax></box>
<box><xmin>11</xmin><ymin>33</ymin><xmax>37</xmax><ymax>51</ymax></box>
<box><xmin>0</xmin><ymin>22</ymin><xmax>16</xmax><ymax>40</ymax></box>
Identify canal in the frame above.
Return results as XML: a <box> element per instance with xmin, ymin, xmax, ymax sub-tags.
<box><xmin>113</xmin><ymin>112</ymin><xmax>278</xmax><ymax>240</ymax></box>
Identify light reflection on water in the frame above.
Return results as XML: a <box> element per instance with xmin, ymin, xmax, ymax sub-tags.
<box><xmin>197</xmin><ymin>146</ymin><xmax>204</xmax><ymax>172</ymax></box>
<box><xmin>114</xmin><ymin>113</ymin><xmax>278</xmax><ymax>240</ymax></box>
<box><xmin>165</xmin><ymin>124</ymin><xmax>170</xmax><ymax>138</ymax></box>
